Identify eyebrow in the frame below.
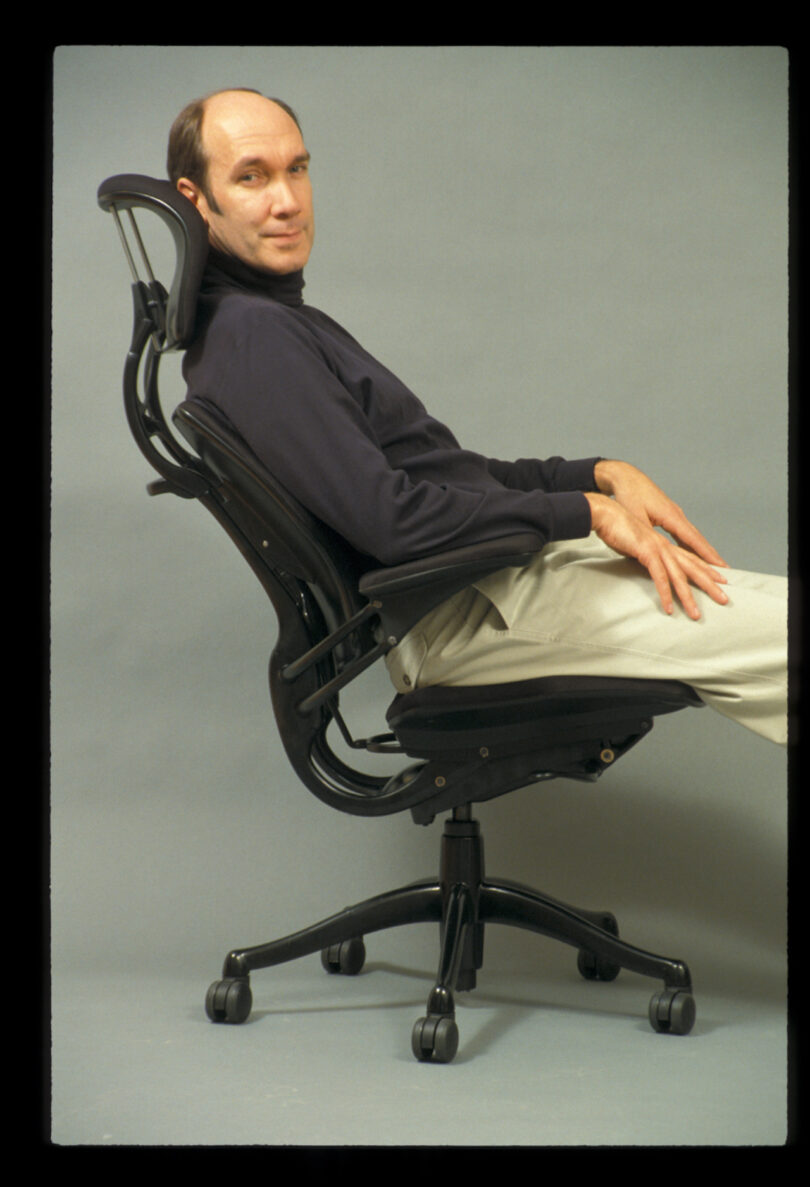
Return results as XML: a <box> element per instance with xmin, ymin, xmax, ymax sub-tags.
<box><xmin>232</xmin><ymin>150</ymin><xmax>311</xmax><ymax>172</ymax></box>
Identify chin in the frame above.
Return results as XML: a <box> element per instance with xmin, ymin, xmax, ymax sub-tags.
<box><xmin>256</xmin><ymin>249</ymin><xmax>310</xmax><ymax>275</ymax></box>
<box><xmin>265</xmin><ymin>260</ymin><xmax>306</xmax><ymax>275</ymax></box>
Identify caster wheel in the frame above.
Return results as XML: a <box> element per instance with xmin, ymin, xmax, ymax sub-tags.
<box><xmin>649</xmin><ymin>988</ymin><xmax>696</xmax><ymax>1035</ymax></box>
<box><xmin>577</xmin><ymin>948</ymin><xmax>621</xmax><ymax>982</ymax></box>
<box><xmin>321</xmin><ymin>936</ymin><xmax>366</xmax><ymax>976</ymax></box>
<box><xmin>411</xmin><ymin>1015</ymin><xmax>459</xmax><ymax>1064</ymax></box>
<box><xmin>205</xmin><ymin>977</ymin><xmax>252</xmax><ymax>1024</ymax></box>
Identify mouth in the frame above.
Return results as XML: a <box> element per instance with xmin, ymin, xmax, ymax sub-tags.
<box><xmin>262</xmin><ymin>227</ymin><xmax>304</xmax><ymax>241</ymax></box>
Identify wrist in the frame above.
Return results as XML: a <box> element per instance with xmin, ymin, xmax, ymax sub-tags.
<box><xmin>593</xmin><ymin>458</ymin><xmax>624</xmax><ymax>495</ymax></box>
<box><xmin>584</xmin><ymin>490</ymin><xmax>611</xmax><ymax>528</ymax></box>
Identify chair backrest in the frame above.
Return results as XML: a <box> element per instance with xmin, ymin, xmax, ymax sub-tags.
<box><xmin>97</xmin><ymin>174</ymin><xmax>433</xmax><ymax>818</ymax></box>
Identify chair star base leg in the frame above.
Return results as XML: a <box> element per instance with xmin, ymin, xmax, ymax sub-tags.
<box><xmin>205</xmin><ymin>809</ymin><xmax>695</xmax><ymax>1057</ymax></box>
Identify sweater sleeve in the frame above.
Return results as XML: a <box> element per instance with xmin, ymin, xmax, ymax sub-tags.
<box><xmin>184</xmin><ymin>299</ymin><xmax>594</xmax><ymax>566</ymax></box>
<box><xmin>486</xmin><ymin>454</ymin><xmax>602</xmax><ymax>495</ymax></box>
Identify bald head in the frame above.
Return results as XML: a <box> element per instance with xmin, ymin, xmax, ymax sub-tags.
<box><xmin>167</xmin><ymin>88</ymin><xmax>301</xmax><ymax>207</ymax></box>
<box><xmin>172</xmin><ymin>88</ymin><xmax>314</xmax><ymax>275</ymax></box>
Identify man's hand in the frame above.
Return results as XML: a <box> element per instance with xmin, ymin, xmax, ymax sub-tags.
<box><xmin>585</xmin><ymin>460</ymin><xmax>729</xmax><ymax>621</ymax></box>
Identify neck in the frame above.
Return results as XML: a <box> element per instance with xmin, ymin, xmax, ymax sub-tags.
<box><xmin>203</xmin><ymin>247</ymin><xmax>305</xmax><ymax>307</ymax></box>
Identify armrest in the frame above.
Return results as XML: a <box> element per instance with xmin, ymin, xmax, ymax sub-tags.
<box><xmin>279</xmin><ymin>532</ymin><xmax>545</xmax><ymax>718</ymax></box>
<box><xmin>359</xmin><ymin>532</ymin><xmax>545</xmax><ymax>640</ymax></box>
<box><xmin>359</xmin><ymin>532</ymin><xmax>543</xmax><ymax>597</ymax></box>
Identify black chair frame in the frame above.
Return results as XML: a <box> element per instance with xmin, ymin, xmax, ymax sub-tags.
<box><xmin>98</xmin><ymin>174</ymin><xmax>703</xmax><ymax>1061</ymax></box>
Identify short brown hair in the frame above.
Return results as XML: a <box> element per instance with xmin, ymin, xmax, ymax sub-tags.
<box><xmin>166</xmin><ymin>88</ymin><xmax>301</xmax><ymax>208</ymax></box>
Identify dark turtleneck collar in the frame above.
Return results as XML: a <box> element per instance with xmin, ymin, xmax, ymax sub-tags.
<box><xmin>202</xmin><ymin>247</ymin><xmax>306</xmax><ymax>308</ymax></box>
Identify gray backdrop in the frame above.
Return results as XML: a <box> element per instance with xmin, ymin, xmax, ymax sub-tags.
<box><xmin>51</xmin><ymin>46</ymin><xmax>788</xmax><ymax>997</ymax></box>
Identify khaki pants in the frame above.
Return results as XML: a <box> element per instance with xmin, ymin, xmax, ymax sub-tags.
<box><xmin>385</xmin><ymin>534</ymin><xmax>788</xmax><ymax>745</ymax></box>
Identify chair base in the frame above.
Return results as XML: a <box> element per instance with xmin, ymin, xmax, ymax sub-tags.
<box><xmin>205</xmin><ymin>806</ymin><xmax>696</xmax><ymax>1061</ymax></box>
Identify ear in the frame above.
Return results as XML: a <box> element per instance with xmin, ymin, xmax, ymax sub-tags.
<box><xmin>176</xmin><ymin>177</ymin><xmax>209</xmax><ymax>221</ymax></box>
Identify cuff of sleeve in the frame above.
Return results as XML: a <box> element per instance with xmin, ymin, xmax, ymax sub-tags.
<box><xmin>547</xmin><ymin>490</ymin><xmax>594</xmax><ymax>542</ymax></box>
<box><xmin>551</xmin><ymin>456</ymin><xmax>603</xmax><ymax>493</ymax></box>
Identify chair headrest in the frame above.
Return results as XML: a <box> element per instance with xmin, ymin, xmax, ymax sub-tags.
<box><xmin>97</xmin><ymin>173</ymin><xmax>209</xmax><ymax>350</ymax></box>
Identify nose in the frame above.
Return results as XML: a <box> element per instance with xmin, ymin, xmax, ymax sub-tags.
<box><xmin>268</xmin><ymin>177</ymin><xmax>300</xmax><ymax>218</ymax></box>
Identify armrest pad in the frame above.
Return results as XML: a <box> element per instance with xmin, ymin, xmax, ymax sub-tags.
<box><xmin>358</xmin><ymin>533</ymin><xmax>544</xmax><ymax>640</ymax></box>
<box><xmin>359</xmin><ymin>532</ymin><xmax>544</xmax><ymax>599</ymax></box>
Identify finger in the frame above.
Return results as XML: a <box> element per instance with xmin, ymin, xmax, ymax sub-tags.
<box><xmin>679</xmin><ymin>556</ymin><xmax>731</xmax><ymax>608</ymax></box>
<box><xmin>660</xmin><ymin>552</ymin><xmax>702</xmax><ymax>620</ymax></box>
<box><xmin>662</xmin><ymin>515</ymin><xmax>729</xmax><ymax>568</ymax></box>
<box><xmin>662</xmin><ymin>549</ymin><xmax>731</xmax><ymax>618</ymax></box>
<box><xmin>675</xmin><ymin>549</ymin><xmax>730</xmax><ymax>587</ymax></box>
<box><xmin>645</xmin><ymin>553</ymin><xmax>676</xmax><ymax>617</ymax></box>
<box><xmin>677</xmin><ymin>536</ymin><xmax>729</xmax><ymax>569</ymax></box>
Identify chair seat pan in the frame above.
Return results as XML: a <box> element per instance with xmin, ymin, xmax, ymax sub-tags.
<box><xmin>387</xmin><ymin>675</ymin><xmax>702</xmax><ymax>755</ymax></box>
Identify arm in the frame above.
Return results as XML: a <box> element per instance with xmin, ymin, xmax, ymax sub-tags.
<box><xmin>584</xmin><ymin>459</ymin><xmax>729</xmax><ymax>621</ymax></box>
<box><xmin>187</xmin><ymin>300</ymin><xmax>595</xmax><ymax>566</ymax></box>
<box><xmin>486</xmin><ymin>454</ymin><xmax>602</xmax><ymax>495</ymax></box>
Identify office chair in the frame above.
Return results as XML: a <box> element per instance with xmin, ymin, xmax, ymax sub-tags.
<box><xmin>98</xmin><ymin>174</ymin><xmax>702</xmax><ymax>1062</ymax></box>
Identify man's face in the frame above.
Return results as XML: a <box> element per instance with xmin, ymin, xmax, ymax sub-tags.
<box><xmin>178</xmin><ymin>91</ymin><xmax>314</xmax><ymax>275</ymax></box>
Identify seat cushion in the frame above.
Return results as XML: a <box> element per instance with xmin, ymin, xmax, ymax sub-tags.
<box><xmin>386</xmin><ymin>675</ymin><xmax>702</xmax><ymax>756</ymax></box>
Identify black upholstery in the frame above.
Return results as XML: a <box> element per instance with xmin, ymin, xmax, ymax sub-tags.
<box><xmin>98</xmin><ymin>174</ymin><xmax>703</xmax><ymax>1060</ymax></box>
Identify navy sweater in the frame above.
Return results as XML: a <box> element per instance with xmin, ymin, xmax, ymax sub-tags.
<box><xmin>182</xmin><ymin>251</ymin><xmax>599</xmax><ymax>567</ymax></box>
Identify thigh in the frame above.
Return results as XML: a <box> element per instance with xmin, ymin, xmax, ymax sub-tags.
<box><xmin>421</xmin><ymin>536</ymin><xmax>787</xmax><ymax>707</ymax></box>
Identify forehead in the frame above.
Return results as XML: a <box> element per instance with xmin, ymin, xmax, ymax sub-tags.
<box><xmin>202</xmin><ymin>94</ymin><xmax>305</xmax><ymax>169</ymax></box>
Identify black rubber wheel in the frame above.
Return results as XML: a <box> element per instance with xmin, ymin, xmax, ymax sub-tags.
<box><xmin>411</xmin><ymin>1015</ymin><xmax>459</xmax><ymax>1064</ymax></box>
<box><xmin>649</xmin><ymin>988</ymin><xmax>696</xmax><ymax>1035</ymax></box>
<box><xmin>321</xmin><ymin>936</ymin><xmax>366</xmax><ymax>975</ymax></box>
<box><xmin>205</xmin><ymin>977</ymin><xmax>252</xmax><ymax>1024</ymax></box>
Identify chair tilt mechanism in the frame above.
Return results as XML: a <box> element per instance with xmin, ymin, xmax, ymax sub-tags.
<box><xmin>98</xmin><ymin>173</ymin><xmax>703</xmax><ymax>1062</ymax></box>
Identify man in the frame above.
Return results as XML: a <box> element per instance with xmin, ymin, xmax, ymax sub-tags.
<box><xmin>170</xmin><ymin>88</ymin><xmax>787</xmax><ymax>744</ymax></box>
